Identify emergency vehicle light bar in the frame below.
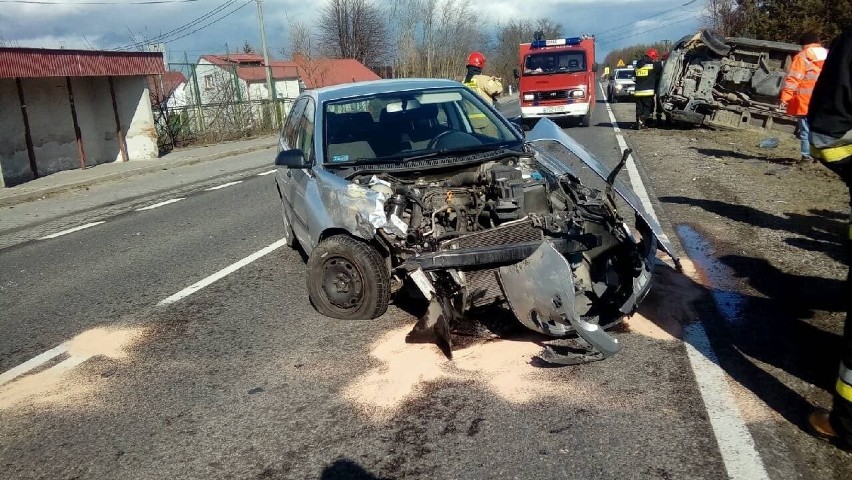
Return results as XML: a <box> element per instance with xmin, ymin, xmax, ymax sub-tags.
<box><xmin>531</xmin><ymin>37</ymin><xmax>583</xmax><ymax>49</ymax></box>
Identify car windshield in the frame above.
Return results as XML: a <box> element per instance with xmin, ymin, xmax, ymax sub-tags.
<box><xmin>615</xmin><ymin>70</ymin><xmax>634</xmax><ymax>80</ymax></box>
<box><xmin>323</xmin><ymin>87</ymin><xmax>520</xmax><ymax>164</ymax></box>
<box><xmin>524</xmin><ymin>51</ymin><xmax>586</xmax><ymax>75</ymax></box>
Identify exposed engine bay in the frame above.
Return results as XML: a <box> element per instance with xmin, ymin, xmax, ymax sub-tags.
<box><xmin>321</xmin><ymin>120</ymin><xmax>680</xmax><ymax>364</ymax></box>
<box><xmin>658</xmin><ymin>29</ymin><xmax>801</xmax><ymax>132</ymax></box>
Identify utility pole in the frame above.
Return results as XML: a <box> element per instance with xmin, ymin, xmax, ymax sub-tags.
<box><xmin>256</xmin><ymin>0</ymin><xmax>274</xmax><ymax>102</ymax></box>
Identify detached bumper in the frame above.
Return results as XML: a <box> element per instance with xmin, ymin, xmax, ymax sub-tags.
<box><xmin>521</xmin><ymin>102</ymin><xmax>590</xmax><ymax>119</ymax></box>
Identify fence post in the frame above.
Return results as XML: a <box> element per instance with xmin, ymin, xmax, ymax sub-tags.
<box><xmin>186</xmin><ymin>53</ymin><xmax>205</xmax><ymax>133</ymax></box>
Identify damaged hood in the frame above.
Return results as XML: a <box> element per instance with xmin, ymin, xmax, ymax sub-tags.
<box><xmin>525</xmin><ymin>118</ymin><xmax>680</xmax><ymax>263</ymax></box>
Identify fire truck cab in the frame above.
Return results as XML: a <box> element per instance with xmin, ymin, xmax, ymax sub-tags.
<box><xmin>516</xmin><ymin>35</ymin><xmax>597</xmax><ymax>127</ymax></box>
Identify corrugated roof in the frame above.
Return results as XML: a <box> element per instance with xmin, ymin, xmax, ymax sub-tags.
<box><xmin>200</xmin><ymin>54</ymin><xmax>299</xmax><ymax>82</ymax></box>
<box><xmin>0</xmin><ymin>47</ymin><xmax>164</xmax><ymax>78</ymax></box>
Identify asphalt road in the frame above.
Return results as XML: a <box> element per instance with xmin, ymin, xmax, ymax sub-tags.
<box><xmin>0</xmin><ymin>94</ymin><xmax>830</xmax><ymax>479</ymax></box>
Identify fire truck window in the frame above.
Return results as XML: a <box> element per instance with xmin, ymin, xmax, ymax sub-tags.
<box><xmin>524</xmin><ymin>52</ymin><xmax>586</xmax><ymax>74</ymax></box>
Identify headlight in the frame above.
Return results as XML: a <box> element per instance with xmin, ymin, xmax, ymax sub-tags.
<box><xmin>523</xmin><ymin>93</ymin><xmax>535</xmax><ymax>101</ymax></box>
<box><xmin>614</xmin><ymin>84</ymin><xmax>623</xmax><ymax>91</ymax></box>
<box><xmin>569</xmin><ymin>90</ymin><xmax>585</xmax><ymax>98</ymax></box>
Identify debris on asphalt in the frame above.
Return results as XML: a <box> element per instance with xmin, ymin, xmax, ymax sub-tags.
<box><xmin>759</xmin><ymin>137</ymin><xmax>780</xmax><ymax>149</ymax></box>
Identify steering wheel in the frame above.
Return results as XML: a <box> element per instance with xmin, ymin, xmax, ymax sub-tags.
<box><xmin>427</xmin><ymin>130</ymin><xmax>482</xmax><ymax>150</ymax></box>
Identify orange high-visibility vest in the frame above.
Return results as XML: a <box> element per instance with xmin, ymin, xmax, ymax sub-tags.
<box><xmin>781</xmin><ymin>43</ymin><xmax>828</xmax><ymax>116</ymax></box>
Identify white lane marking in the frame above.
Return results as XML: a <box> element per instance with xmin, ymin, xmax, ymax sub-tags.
<box><xmin>257</xmin><ymin>169</ymin><xmax>276</xmax><ymax>176</ymax></box>
<box><xmin>158</xmin><ymin>238</ymin><xmax>288</xmax><ymax>306</ymax></box>
<box><xmin>0</xmin><ymin>343</ymin><xmax>68</xmax><ymax>386</ymax></box>
<box><xmin>39</xmin><ymin>221</ymin><xmax>106</xmax><ymax>240</ymax></box>
<box><xmin>205</xmin><ymin>181</ymin><xmax>243</xmax><ymax>191</ymax></box>
<box><xmin>2</xmin><ymin>239</ymin><xmax>289</xmax><ymax>386</ymax></box>
<box><xmin>683</xmin><ymin>325</ymin><xmax>770</xmax><ymax>479</ymax></box>
<box><xmin>597</xmin><ymin>82</ymin><xmax>770</xmax><ymax>480</ymax></box>
<box><xmin>136</xmin><ymin>198</ymin><xmax>185</xmax><ymax>211</ymax></box>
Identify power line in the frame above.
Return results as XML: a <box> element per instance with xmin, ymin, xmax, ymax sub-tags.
<box><xmin>154</xmin><ymin>0</ymin><xmax>253</xmax><ymax>45</ymax></box>
<box><xmin>110</xmin><ymin>0</ymin><xmax>239</xmax><ymax>51</ymax></box>
<box><xmin>594</xmin><ymin>0</ymin><xmax>702</xmax><ymax>37</ymax></box>
<box><xmin>597</xmin><ymin>14</ymin><xmax>701</xmax><ymax>46</ymax></box>
<box><xmin>0</xmin><ymin>0</ymin><xmax>198</xmax><ymax>4</ymax></box>
<box><xmin>596</xmin><ymin>10</ymin><xmax>698</xmax><ymax>43</ymax></box>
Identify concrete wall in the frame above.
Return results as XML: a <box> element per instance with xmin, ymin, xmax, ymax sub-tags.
<box><xmin>0</xmin><ymin>75</ymin><xmax>158</xmax><ymax>187</ymax></box>
<box><xmin>0</xmin><ymin>79</ymin><xmax>28</xmax><ymax>188</ymax></box>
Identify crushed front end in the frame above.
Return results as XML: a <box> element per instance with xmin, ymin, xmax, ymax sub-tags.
<box><xmin>338</xmin><ymin>119</ymin><xmax>675</xmax><ymax>364</ymax></box>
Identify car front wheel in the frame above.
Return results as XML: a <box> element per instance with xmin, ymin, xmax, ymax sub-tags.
<box><xmin>306</xmin><ymin>235</ymin><xmax>390</xmax><ymax>320</ymax></box>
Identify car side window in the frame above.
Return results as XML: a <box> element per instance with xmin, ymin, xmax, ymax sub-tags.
<box><xmin>282</xmin><ymin>98</ymin><xmax>308</xmax><ymax>149</ymax></box>
<box><xmin>296</xmin><ymin>99</ymin><xmax>316</xmax><ymax>163</ymax></box>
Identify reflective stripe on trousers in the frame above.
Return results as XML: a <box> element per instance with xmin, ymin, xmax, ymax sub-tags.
<box><xmin>634</xmin><ymin>89</ymin><xmax>654</xmax><ymax>97</ymax></box>
<box><xmin>813</xmin><ymin>143</ymin><xmax>852</xmax><ymax>162</ymax></box>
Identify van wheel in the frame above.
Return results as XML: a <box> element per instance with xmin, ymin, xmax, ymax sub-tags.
<box><xmin>306</xmin><ymin>235</ymin><xmax>390</xmax><ymax>320</ymax></box>
<box><xmin>580</xmin><ymin>112</ymin><xmax>591</xmax><ymax>127</ymax></box>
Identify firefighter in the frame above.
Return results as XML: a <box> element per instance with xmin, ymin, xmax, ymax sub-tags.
<box><xmin>463</xmin><ymin>51</ymin><xmax>503</xmax><ymax>106</ymax></box>
<box><xmin>780</xmin><ymin>32</ymin><xmax>828</xmax><ymax>162</ymax></box>
<box><xmin>806</xmin><ymin>26</ymin><xmax>852</xmax><ymax>448</ymax></box>
<box><xmin>462</xmin><ymin>51</ymin><xmax>503</xmax><ymax>137</ymax></box>
<box><xmin>634</xmin><ymin>48</ymin><xmax>662</xmax><ymax>130</ymax></box>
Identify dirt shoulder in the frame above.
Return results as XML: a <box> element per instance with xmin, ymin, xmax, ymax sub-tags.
<box><xmin>612</xmin><ymin>106</ymin><xmax>851</xmax><ymax>478</ymax></box>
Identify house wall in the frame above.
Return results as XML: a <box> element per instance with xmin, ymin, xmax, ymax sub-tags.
<box><xmin>0</xmin><ymin>75</ymin><xmax>157</xmax><ymax>188</ymax></box>
<box><xmin>0</xmin><ymin>79</ymin><xmax>29</xmax><ymax>188</ymax></box>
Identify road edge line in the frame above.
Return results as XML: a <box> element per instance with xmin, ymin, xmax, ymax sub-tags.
<box><xmin>158</xmin><ymin>238</ymin><xmax>288</xmax><ymax>306</ymax></box>
<box><xmin>597</xmin><ymin>82</ymin><xmax>770</xmax><ymax>480</ymax></box>
<box><xmin>0</xmin><ymin>343</ymin><xmax>68</xmax><ymax>386</ymax></box>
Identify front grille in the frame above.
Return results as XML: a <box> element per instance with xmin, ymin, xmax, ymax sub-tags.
<box><xmin>464</xmin><ymin>268</ymin><xmax>504</xmax><ymax>308</ymax></box>
<box><xmin>442</xmin><ymin>218</ymin><xmax>543</xmax><ymax>309</ymax></box>
<box><xmin>442</xmin><ymin>218</ymin><xmax>543</xmax><ymax>250</ymax></box>
<box><xmin>535</xmin><ymin>90</ymin><xmax>568</xmax><ymax>101</ymax></box>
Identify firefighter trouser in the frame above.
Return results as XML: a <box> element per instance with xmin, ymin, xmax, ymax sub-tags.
<box><xmin>831</xmin><ymin>164</ymin><xmax>852</xmax><ymax>443</ymax></box>
<box><xmin>636</xmin><ymin>96</ymin><xmax>655</xmax><ymax>125</ymax></box>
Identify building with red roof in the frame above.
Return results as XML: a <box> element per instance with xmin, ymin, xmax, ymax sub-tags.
<box><xmin>0</xmin><ymin>47</ymin><xmax>164</xmax><ymax>187</ymax></box>
<box><xmin>192</xmin><ymin>53</ymin><xmax>381</xmax><ymax>105</ymax></box>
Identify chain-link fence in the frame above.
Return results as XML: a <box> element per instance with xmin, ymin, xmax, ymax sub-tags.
<box><xmin>150</xmin><ymin>60</ymin><xmax>299</xmax><ymax>152</ymax></box>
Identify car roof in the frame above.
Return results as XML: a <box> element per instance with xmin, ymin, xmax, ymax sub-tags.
<box><xmin>304</xmin><ymin>78</ymin><xmax>465</xmax><ymax>103</ymax></box>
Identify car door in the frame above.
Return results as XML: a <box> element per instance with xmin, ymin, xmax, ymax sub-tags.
<box><xmin>276</xmin><ymin>97</ymin><xmax>308</xmax><ymax>222</ymax></box>
<box><xmin>288</xmin><ymin>97</ymin><xmax>316</xmax><ymax>241</ymax></box>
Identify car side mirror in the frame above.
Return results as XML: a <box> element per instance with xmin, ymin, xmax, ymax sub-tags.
<box><xmin>592</xmin><ymin>63</ymin><xmax>599</xmax><ymax>73</ymax></box>
<box><xmin>275</xmin><ymin>148</ymin><xmax>309</xmax><ymax>168</ymax></box>
<box><xmin>513</xmin><ymin>68</ymin><xmax>520</xmax><ymax>79</ymax></box>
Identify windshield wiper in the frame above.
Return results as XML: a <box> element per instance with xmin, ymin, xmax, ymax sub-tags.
<box><xmin>438</xmin><ymin>142</ymin><xmax>521</xmax><ymax>155</ymax></box>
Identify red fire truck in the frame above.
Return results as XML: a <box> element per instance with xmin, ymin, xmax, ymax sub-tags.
<box><xmin>516</xmin><ymin>35</ymin><xmax>597</xmax><ymax>127</ymax></box>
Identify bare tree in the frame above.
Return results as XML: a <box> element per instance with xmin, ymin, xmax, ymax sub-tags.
<box><xmin>282</xmin><ymin>21</ymin><xmax>315</xmax><ymax>58</ymax></box>
<box><xmin>315</xmin><ymin>0</ymin><xmax>388</xmax><ymax>66</ymax></box>
<box><xmin>704</xmin><ymin>0</ymin><xmax>743</xmax><ymax>36</ymax></box>
<box><xmin>386</xmin><ymin>0</ymin><xmax>490</xmax><ymax>79</ymax></box>
<box><xmin>493</xmin><ymin>18</ymin><xmax>563</xmax><ymax>88</ymax></box>
<box><xmin>242</xmin><ymin>41</ymin><xmax>256</xmax><ymax>54</ymax></box>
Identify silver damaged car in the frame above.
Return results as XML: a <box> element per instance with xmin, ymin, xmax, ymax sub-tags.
<box><xmin>274</xmin><ymin>79</ymin><xmax>679</xmax><ymax>364</ymax></box>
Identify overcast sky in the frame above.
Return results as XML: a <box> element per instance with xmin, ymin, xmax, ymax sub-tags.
<box><xmin>0</xmin><ymin>0</ymin><xmax>707</xmax><ymax>65</ymax></box>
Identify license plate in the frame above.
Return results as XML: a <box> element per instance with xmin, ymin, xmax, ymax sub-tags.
<box><xmin>543</xmin><ymin>105</ymin><xmax>566</xmax><ymax>114</ymax></box>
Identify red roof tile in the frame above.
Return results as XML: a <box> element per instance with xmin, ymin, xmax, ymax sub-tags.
<box><xmin>292</xmin><ymin>55</ymin><xmax>381</xmax><ymax>88</ymax></box>
<box><xmin>200</xmin><ymin>54</ymin><xmax>299</xmax><ymax>82</ymax></box>
<box><xmin>198</xmin><ymin>53</ymin><xmax>380</xmax><ymax>88</ymax></box>
<box><xmin>0</xmin><ymin>47</ymin><xmax>164</xmax><ymax>78</ymax></box>
<box><xmin>149</xmin><ymin>71</ymin><xmax>187</xmax><ymax>105</ymax></box>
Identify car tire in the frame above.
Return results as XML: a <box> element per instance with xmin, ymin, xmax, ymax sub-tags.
<box><xmin>700</xmin><ymin>29</ymin><xmax>731</xmax><ymax>56</ymax></box>
<box><xmin>306</xmin><ymin>234</ymin><xmax>390</xmax><ymax>320</ymax></box>
<box><xmin>580</xmin><ymin>112</ymin><xmax>591</xmax><ymax>127</ymax></box>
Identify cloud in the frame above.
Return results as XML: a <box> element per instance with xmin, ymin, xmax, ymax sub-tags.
<box><xmin>1</xmin><ymin>0</ymin><xmax>704</xmax><ymax>63</ymax></box>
